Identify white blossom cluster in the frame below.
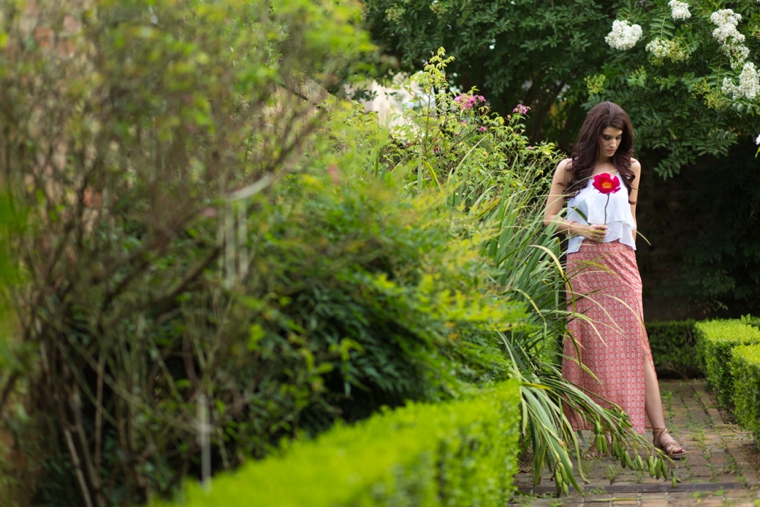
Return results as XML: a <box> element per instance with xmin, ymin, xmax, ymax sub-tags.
<box><xmin>645</xmin><ymin>37</ymin><xmax>688</xmax><ymax>63</ymax></box>
<box><xmin>669</xmin><ymin>0</ymin><xmax>691</xmax><ymax>21</ymax></box>
<box><xmin>645</xmin><ymin>38</ymin><xmax>670</xmax><ymax>59</ymax></box>
<box><xmin>605</xmin><ymin>20</ymin><xmax>643</xmax><ymax>50</ymax></box>
<box><xmin>711</xmin><ymin>9</ymin><xmax>749</xmax><ymax>69</ymax></box>
<box><xmin>722</xmin><ymin>62</ymin><xmax>760</xmax><ymax>101</ymax></box>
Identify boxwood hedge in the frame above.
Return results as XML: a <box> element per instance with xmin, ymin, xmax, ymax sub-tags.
<box><xmin>695</xmin><ymin>320</ymin><xmax>760</xmax><ymax>409</ymax></box>
<box><xmin>158</xmin><ymin>380</ymin><xmax>521</xmax><ymax>507</ymax></box>
<box><xmin>731</xmin><ymin>344</ymin><xmax>760</xmax><ymax>444</ymax></box>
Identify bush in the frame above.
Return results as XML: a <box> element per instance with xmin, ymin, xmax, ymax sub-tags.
<box><xmin>695</xmin><ymin>320</ymin><xmax>760</xmax><ymax>409</ymax></box>
<box><xmin>0</xmin><ymin>0</ymin><xmax>530</xmax><ymax>504</ymax></box>
<box><xmin>646</xmin><ymin>320</ymin><xmax>700</xmax><ymax>378</ymax></box>
<box><xmin>741</xmin><ymin>315</ymin><xmax>760</xmax><ymax>331</ymax></box>
<box><xmin>731</xmin><ymin>344</ymin><xmax>760</xmax><ymax>444</ymax></box>
<box><xmin>157</xmin><ymin>380</ymin><xmax>521</xmax><ymax>507</ymax></box>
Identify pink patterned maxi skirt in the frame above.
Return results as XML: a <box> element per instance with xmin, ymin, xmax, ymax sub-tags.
<box><xmin>562</xmin><ymin>241</ymin><xmax>655</xmax><ymax>433</ymax></box>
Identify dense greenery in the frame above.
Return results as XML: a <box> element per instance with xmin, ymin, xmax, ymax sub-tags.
<box><xmin>646</xmin><ymin>320</ymin><xmax>700</xmax><ymax>378</ymax></box>
<box><xmin>695</xmin><ymin>320</ymin><xmax>760</xmax><ymax>409</ymax></box>
<box><xmin>2</xmin><ymin>0</ymin><xmax>514</xmax><ymax>503</ymax></box>
<box><xmin>731</xmin><ymin>344</ymin><xmax>760</xmax><ymax>445</ymax></box>
<box><xmin>158</xmin><ymin>380</ymin><xmax>522</xmax><ymax>507</ymax></box>
<box><xmin>363</xmin><ymin>0</ymin><xmax>610</xmax><ymax>147</ymax></box>
<box><xmin>363</xmin><ymin>0</ymin><xmax>760</xmax><ymax>176</ymax></box>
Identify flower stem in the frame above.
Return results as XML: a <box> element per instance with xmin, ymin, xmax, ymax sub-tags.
<box><xmin>604</xmin><ymin>194</ymin><xmax>610</xmax><ymax>224</ymax></box>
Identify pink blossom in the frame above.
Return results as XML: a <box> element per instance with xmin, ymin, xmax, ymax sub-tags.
<box><xmin>479</xmin><ymin>126</ymin><xmax>487</xmax><ymax>132</ymax></box>
<box><xmin>454</xmin><ymin>94</ymin><xmax>486</xmax><ymax>110</ymax></box>
<box><xmin>527</xmin><ymin>146</ymin><xmax>533</xmax><ymax>150</ymax></box>
<box><xmin>512</xmin><ymin>104</ymin><xmax>531</xmax><ymax>114</ymax></box>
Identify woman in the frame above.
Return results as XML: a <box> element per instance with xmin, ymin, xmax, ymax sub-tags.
<box><xmin>543</xmin><ymin>101</ymin><xmax>686</xmax><ymax>458</ymax></box>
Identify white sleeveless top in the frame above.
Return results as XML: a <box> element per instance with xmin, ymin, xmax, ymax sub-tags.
<box><xmin>566</xmin><ymin>173</ymin><xmax>637</xmax><ymax>254</ymax></box>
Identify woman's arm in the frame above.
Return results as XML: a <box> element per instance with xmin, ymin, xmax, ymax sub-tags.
<box><xmin>543</xmin><ymin>159</ymin><xmax>607</xmax><ymax>241</ymax></box>
<box><xmin>629</xmin><ymin>159</ymin><xmax>642</xmax><ymax>242</ymax></box>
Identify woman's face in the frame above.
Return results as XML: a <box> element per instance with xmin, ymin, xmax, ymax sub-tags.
<box><xmin>599</xmin><ymin>127</ymin><xmax>623</xmax><ymax>160</ymax></box>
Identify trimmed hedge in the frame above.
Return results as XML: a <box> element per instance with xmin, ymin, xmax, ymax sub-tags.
<box><xmin>646</xmin><ymin>320</ymin><xmax>700</xmax><ymax>378</ymax></box>
<box><xmin>731</xmin><ymin>344</ymin><xmax>760</xmax><ymax>443</ymax></box>
<box><xmin>158</xmin><ymin>380</ymin><xmax>521</xmax><ymax>507</ymax></box>
<box><xmin>741</xmin><ymin>315</ymin><xmax>760</xmax><ymax>331</ymax></box>
<box><xmin>695</xmin><ymin>320</ymin><xmax>760</xmax><ymax>409</ymax></box>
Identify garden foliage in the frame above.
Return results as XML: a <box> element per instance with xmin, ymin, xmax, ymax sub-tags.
<box><xmin>730</xmin><ymin>344</ymin><xmax>760</xmax><ymax>445</ymax></box>
<box><xmin>645</xmin><ymin>320</ymin><xmax>700</xmax><ymax>378</ymax></box>
<box><xmin>0</xmin><ymin>0</ymin><xmax>681</xmax><ymax>503</ymax></box>
<box><xmin>695</xmin><ymin>320</ymin><xmax>760</xmax><ymax>409</ymax></box>
<box><xmin>157</xmin><ymin>380</ymin><xmax>522</xmax><ymax>507</ymax></box>
<box><xmin>0</xmin><ymin>0</ymin><xmax>523</xmax><ymax>503</ymax></box>
<box><xmin>0</xmin><ymin>0</ymin><xmax>537</xmax><ymax>503</ymax></box>
<box><xmin>363</xmin><ymin>0</ymin><xmax>760</xmax><ymax>176</ymax></box>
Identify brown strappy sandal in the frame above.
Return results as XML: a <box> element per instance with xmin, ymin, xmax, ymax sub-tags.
<box><xmin>583</xmin><ymin>433</ymin><xmax>612</xmax><ymax>459</ymax></box>
<box><xmin>652</xmin><ymin>428</ymin><xmax>687</xmax><ymax>459</ymax></box>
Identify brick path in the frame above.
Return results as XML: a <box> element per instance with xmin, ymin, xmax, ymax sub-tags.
<box><xmin>512</xmin><ymin>380</ymin><xmax>760</xmax><ymax>506</ymax></box>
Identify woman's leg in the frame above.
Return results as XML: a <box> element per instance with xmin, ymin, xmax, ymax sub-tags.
<box><xmin>643</xmin><ymin>357</ymin><xmax>666</xmax><ymax>428</ymax></box>
<box><xmin>644</xmin><ymin>357</ymin><xmax>686</xmax><ymax>454</ymax></box>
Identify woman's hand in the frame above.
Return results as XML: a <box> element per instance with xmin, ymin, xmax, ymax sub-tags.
<box><xmin>579</xmin><ymin>224</ymin><xmax>608</xmax><ymax>242</ymax></box>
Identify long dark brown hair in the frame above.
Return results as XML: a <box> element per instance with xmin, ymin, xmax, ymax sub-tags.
<box><xmin>565</xmin><ymin>101</ymin><xmax>636</xmax><ymax>200</ymax></box>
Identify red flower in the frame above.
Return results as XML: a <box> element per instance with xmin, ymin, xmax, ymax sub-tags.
<box><xmin>592</xmin><ymin>173</ymin><xmax>621</xmax><ymax>195</ymax></box>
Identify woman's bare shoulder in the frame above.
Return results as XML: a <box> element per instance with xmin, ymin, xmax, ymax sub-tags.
<box><xmin>553</xmin><ymin>158</ymin><xmax>572</xmax><ymax>182</ymax></box>
<box><xmin>556</xmin><ymin>157</ymin><xmax>573</xmax><ymax>172</ymax></box>
<box><xmin>630</xmin><ymin>158</ymin><xmax>642</xmax><ymax>175</ymax></box>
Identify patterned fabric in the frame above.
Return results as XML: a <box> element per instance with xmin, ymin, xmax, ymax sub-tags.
<box><xmin>562</xmin><ymin>241</ymin><xmax>654</xmax><ymax>433</ymax></box>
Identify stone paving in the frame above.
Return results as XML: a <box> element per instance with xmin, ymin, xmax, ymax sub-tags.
<box><xmin>511</xmin><ymin>380</ymin><xmax>760</xmax><ymax>507</ymax></box>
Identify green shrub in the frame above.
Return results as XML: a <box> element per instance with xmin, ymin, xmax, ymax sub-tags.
<box><xmin>646</xmin><ymin>320</ymin><xmax>700</xmax><ymax>378</ymax></box>
<box><xmin>740</xmin><ymin>315</ymin><xmax>760</xmax><ymax>331</ymax></box>
<box><xmin>157</xmin><ymin>380</ymin><xmax>521</xmax><ymax>507</ymax></box>
<box><xmin>731</xmin><ymin>344</ymin><xmax>760</xmax><ymax>444</ymax></box>
<box><xmin>695</xmin><ymin>320</ymin><xmax>760</xmax><ymax>408</ymax></box>
<box><xmin>0</xmin><ymin>0</ymin><xmax>530</xmax><ymax>503</ymax></box>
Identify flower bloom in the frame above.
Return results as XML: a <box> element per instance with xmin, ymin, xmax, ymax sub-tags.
<box><xmin>722</xmin><ymin>62</ymin><xmax>760</xmax><ymax>101</ymax></box>
<box><xmin>711</xmin><ymin>9</ymin><xmax>742</xmax><ymax>42</ymax></box>
<box><xmin>512</xmin><ymin>104</ymin><xmax>530</xmax><ymax>114</ymax></box>
<box><xmin>645</xmin><ymin>37</ymin><xmax>688</xmax><ymax>63</ymax></box>
<box><xmin>592</xmin><ymin>173</ymin><xmax>622</xmax><ymax>195</ymax></box>
<box><xmin>454</xmin><ymin>94</ymin><xmax>485</xmax><ymax>110</ymax></box>
<box><xmin>756</xmin><ymin>133</ymin><xmax>760</xmax><ymax>145</ymax></box>
<box><xmin>669</xmin><ymin>0</ymin><xmax>691</xmax><ymax>21</ymax></box>
<box><xmin>479</xmin><ymin>126</ymin><xmax>487</xmax><ymax>132</ymax></box>
<box><xmin>605</xmin><ymin>20</ymin><xmax>643</xmax><ymax>50</ymax></box>
<box><xmin>710</xmin><ymin>9</ymin><xmax>748</xmax><ymax>69</ymax></box>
